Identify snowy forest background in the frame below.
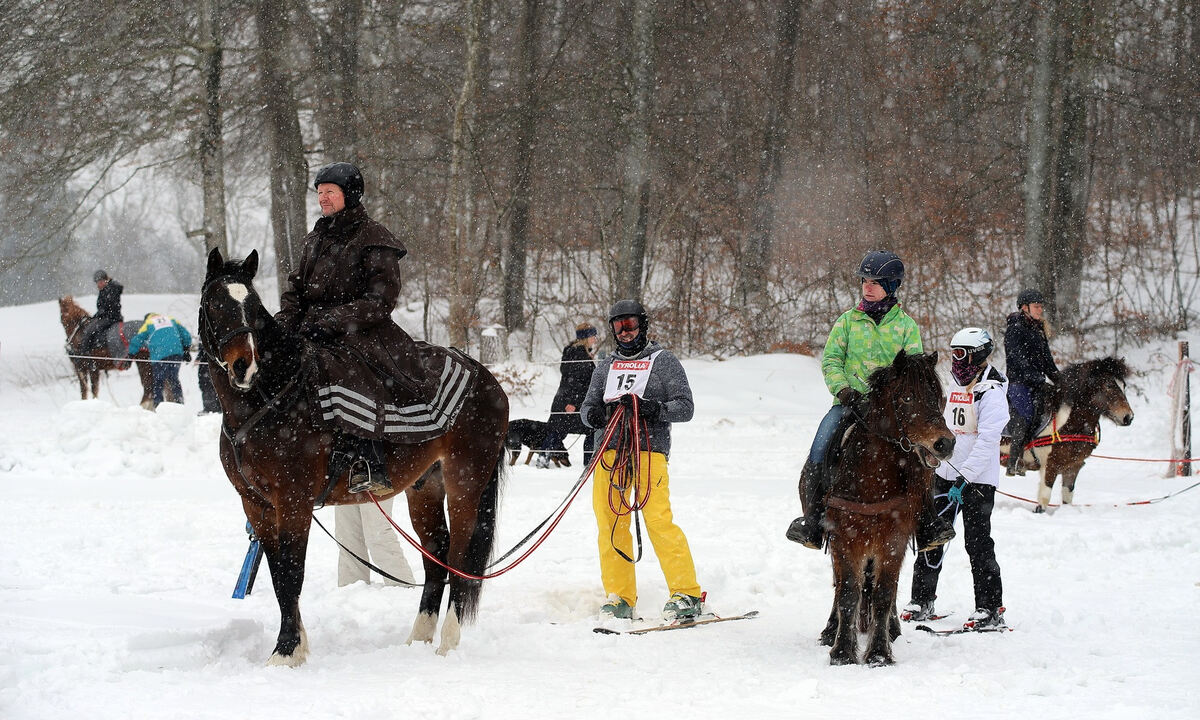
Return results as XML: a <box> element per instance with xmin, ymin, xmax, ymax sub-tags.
<box><xmin>2</xmin><ymin>0</ymin><xmax>1198</xmax><ymax>359</ymax></box>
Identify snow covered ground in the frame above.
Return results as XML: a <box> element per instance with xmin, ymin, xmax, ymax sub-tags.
<box><xmin>1</xmin><ymin>296</ymin><xmax>1198</xmax><ymax>720</ymax></box>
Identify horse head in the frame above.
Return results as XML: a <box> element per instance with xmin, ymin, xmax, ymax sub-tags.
<box><xmin>200</xmin><ymin>248</ymin><xmax>270</xmax><ymax>391</ymax></box>
<box><xmin>58</xmin><ymin>296</ymin><xmax>88</xmax><ymax>336</ymax></box>
<box><xmin>862</xmin><ymin>350</ymin><xmax>955</xmax><ymax>467</ymax></box>
<box><xmin>1057</xmin><ymin>356</ymin><xmax>1134</xmax><ymax>427</ymax></box>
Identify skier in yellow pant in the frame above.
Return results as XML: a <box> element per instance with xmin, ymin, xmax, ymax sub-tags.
<box><xmin>581</xmin><ymin>300</ymin><xmax>703</xmax><ymax>620</ymax></box>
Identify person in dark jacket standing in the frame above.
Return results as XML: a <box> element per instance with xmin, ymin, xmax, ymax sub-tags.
<box><xmin>80</xmin><ymin>270</ymin><xmax>124</xmax><ymax>352</ymax></box>
<box><xmin>1003</xmin><ymin>289</ymin><xmax>1060</xmax><ymax>475</ymax></box>
<box><xmin>275</xmin><ymin>162</ymin><xmax>428</xmax><ymax>494</ymax></box>
<box><xmin>539</xmin><ymin>322</ymin><xmax>599</xmax><ymax>468</ymax></box>
<box><xmin>580</xmin><ymin>300</ymin><xmax>704</xmax><ymax>622</ymax></box>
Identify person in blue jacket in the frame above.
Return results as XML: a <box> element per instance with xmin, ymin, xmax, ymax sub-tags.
<box><xmin>127</xmin><ymin>313</ymin><xmax>192</xmax><ymax>408</ymax></box>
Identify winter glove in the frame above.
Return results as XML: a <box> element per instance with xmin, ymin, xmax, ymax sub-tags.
<box><xmin>585</xmin><ymin>403</ymin><xmax>609</xmax><ymax>429</ymax></box>
<box><xmin>636</xmin><ymin>398</ymin><xmax>664</xmax><ymax>421</ymax></box>
<box><xmin>299</xmin><ymin>321</ymin><xmax>332</xmax><ymax>343</ymax></box>
<box><xmin>947</xmin><ymin>476</ymin><xmax>966</xmax><ymax>504</ymax></box>
<box><xmin>836</xmin><ymin>387</ymin><xmax>863</xmax><ymax>408</ymax></box>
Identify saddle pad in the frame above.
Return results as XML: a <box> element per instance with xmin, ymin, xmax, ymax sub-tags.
<box><xmin>315</xmin><ymin>345</ymin><xmax>477</xmax><ymax>444</ymax></box>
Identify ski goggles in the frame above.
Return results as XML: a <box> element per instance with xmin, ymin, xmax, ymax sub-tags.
<box><xmin>611</xmin><ymin>316</ymin><xmax>641</xmax><ymax>334</ymax></box>
<box><xmin>951</xmin><ymin>347</ymin><xmax>971</xmax><ymax>361</ymax></box>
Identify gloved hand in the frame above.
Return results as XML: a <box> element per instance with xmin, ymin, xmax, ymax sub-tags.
<box><xmin>836</xmin><ymin>387</ymin><xmax>863</xmax><ymax>408</ymax></box>
<box><xmin>586</xmin><ymin>403</ymin><xmax>610</xmax><ymax>428</ymax></box>
<box><xmin>636</xmin><ymin>398</ymin><xmax>664</xmax><ymax>421</ymax></box>
<box><xmin>947</xmin><ymin>476</ymin><xmax>966</xmax><ymax>504</ymax></box>
<box><xmin>299</xmin><ymin>321</ymin><xmax>332</xmax><ymax>343</ymax></box>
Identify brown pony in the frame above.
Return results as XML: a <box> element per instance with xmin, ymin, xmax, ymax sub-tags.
<box><xmin>1004</xmin><ymin>356</ymin><xmax>1133</xmax><ymax>512</ymax></box>
<box><xmin>804</xmin><ymin>351</ymin><xmax>955</xmax><ymax>666</ymax></box>
<box><xmin>199</xmin><ymin>249</ymin><xmax>509</xmax><ymax>666</ymax></box>
<box><xmin>58</xmin><ymin>296</ymin><xmax>155</xmax><ymax>408</ymax></box>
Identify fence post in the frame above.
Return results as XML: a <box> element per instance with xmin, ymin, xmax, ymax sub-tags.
<box><xmin>1181</xmin><ymin>341</ymin><xmax>1192</xmax><ymax>477</ymax></box>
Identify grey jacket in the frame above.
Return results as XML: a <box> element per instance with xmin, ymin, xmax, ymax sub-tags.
<box><xmin>580</xmin><ymin>341</ymin><xmax>694</xmax><ymax>457</ymax></box>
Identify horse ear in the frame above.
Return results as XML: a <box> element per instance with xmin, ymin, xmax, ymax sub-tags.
<box><xmin>207</xmin><ymin>247</ymin><xmax>224</xmax><ymax>277</ymax></box>
<box><xmin>929</xmin><ymin>350</ymin><xmax>939</xmax><ymax>364</ymax></box>
<box><xmin>244</xmin><ymin>249</ymin><xmax>259</xmax><ymax>278</ymax></box>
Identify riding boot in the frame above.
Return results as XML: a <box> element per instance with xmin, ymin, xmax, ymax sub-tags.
<box><xmin>336</xmin><ymin>435</ymin><xmax>391</xmax><ymax>494</ymax></box>
<box><xmin>786</xmin><ymin>460</ymin><xmax>828</xmax><ymax>549</ymax></box>
<box><xmin>1005</xmin><ymin>417</ymin><xmax>1030</xmax><ymax>476</ymax></box>
<box><xmin>915</xmin><ymin>494</ymin><xmax>955</xmax><ymax>552</ymax></box>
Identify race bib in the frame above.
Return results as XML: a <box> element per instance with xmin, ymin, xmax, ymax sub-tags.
<box><xmin>149</xmin><ymin>315</ymin><xmax>173</xmax><ymax>330</ymax></box>
<box><xmin>603</xmin><ymin>351</ymin><xmax>662</xmax><ymax>402</ymax></box>
<box><xmin>946</xmin><ymin>388</ymin><xmax>978</xmax><ymax>434</ymax></box>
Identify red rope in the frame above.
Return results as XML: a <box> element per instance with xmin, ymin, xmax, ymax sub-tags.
<box><xmin>368</xmin><ymin>410</ymin><xmax>625</xmax><ymax>581</ymax></box>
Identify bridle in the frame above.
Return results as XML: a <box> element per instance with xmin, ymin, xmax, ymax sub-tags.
<box><xmin>199</xmin><ymin>277</ymin><xmax>257</xmax><ymax>377</ymax></box>
<box><xmin>848</xmin><ymin>374</ymin><xmax>945</xmax><ymax>469</ymax></box>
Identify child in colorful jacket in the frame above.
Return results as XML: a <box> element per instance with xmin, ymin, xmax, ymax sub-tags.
<box><xmin>786</xmin><ymin>250</ymin><xmax>954</xmax><ymax>552</ymax></box>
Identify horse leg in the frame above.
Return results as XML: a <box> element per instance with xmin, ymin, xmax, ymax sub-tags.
<box><xmin>819</xmin><ymin>587</ymin><xmax>838</xmax><ymax>647</ymax></box>
<box><xmin>1060</xmin><ymin>463</ymin><xmax>1082</xmax><ymax>505</ymax></box>
<box><xmin>253</xmin><ymin>504</ymin><xmax>312</xmax><ymax>667</ymax></box>
<box><xmin>405</xmin><ymin>471</ymin><xmax>449</xmax><ymax>647</ymax></box>
<box><xmin>828</xmin><ymin>543</ymin><xmax>862</xmax><ymax>665</ymax></box>
<box><xmin>89</xmin><ymin>366</ymin><xmax>100</xmax><ymax>399</ymax></box>
<box><xmin>1036</xmin><ymin>465</ymin><xmax>1055</xmax><ymax>513</ymax></box>
<box><xmin>438</xmin><ymin>456</ymin><xmax>502</xmax><ymax>656</ymax></box>
<box><xmin>75</xmin><ymin>365</ymin><xmax>87</xmax><ymax>400</ymax></box>
<box><xmin>864</xmin><ymin>544</ymin><xmax>904</xmax><ymax>666</ymax></box>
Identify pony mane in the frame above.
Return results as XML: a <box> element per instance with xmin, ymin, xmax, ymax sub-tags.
<box><xmin>864</xmin><ymin>350</ymin><xmax>939</xmax><ymax>397</ymax></box>
<box><xmin>1054</xmin><ymin>356</ymin><xmax>1129</xmax><ymax>406</ymax></box>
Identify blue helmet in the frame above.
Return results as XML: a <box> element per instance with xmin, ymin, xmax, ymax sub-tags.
<box><xmin>855</xmin><ymin>250</ymin><xmax>905</xmax><ymax>295</ymax></box>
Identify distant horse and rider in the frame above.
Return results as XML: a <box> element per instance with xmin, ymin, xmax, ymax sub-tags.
<box><xmin>1002</xmin><ymin>356</ymin><xmax>1134</xmax><ymax>512</ymax></box>
<box><xmin>57</xmin><ymin>295</ymin><xmax>155</xmax><ymax>408</ymax></box>
<box><xmin>200</xmin><ymin>248</ymin><xmax>509</xmax><ymax>665</ymax></box>
<box><xmin>802</xmin><ymin>350</ymin><xmax>956</xmax><ymax>665</ymax></box>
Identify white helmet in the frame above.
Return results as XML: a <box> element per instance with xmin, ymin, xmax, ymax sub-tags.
<box><xmin>950</xmin><ymin>327</ymin><xmax>993</xmax><ymax>364</ymax></box>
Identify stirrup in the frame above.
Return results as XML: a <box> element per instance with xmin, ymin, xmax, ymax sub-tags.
<box><xmin>785</xmin><ymin>515</ymin><xmax>824</xmax><ymax>549</ymax></box>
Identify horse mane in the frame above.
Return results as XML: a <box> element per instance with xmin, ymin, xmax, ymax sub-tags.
<box><xmin>864</xmin><ymin>350</ymin><xmax>940</xmax><ymax>399</ymax></box>
<box><xmin>1054</xmin><ymin>356</ymin><xmax>1129</xmax><ymax>407</ymax></box>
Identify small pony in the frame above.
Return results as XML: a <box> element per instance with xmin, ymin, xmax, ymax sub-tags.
<box><xmin>803</xmin><ymin>350</ymin><xmax>955</xmax><ymax>666</ymax></box>
<box><xmin>1003</xmin><ymin>356</ymin><xmax>1133</xmax><ymax>512</ymax></box>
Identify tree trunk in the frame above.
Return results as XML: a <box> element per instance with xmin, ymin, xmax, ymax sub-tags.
<box><xmin>311</xmin><ymin>0</ymin><xmax>363</xmax><ymax>164</ymax></box>
<box><xmin>446</xmin><ymin>0</ymin><xmax>486</xmax><ymax>349</ymax></box>
<box><xmin>618</xmin><ymin>0</ymin><xmax>656</xmax><ymax>302</ymax></box>
<box><xmin>503</xmin><ymin>0</ymin><xmax>541</xmax><ymax>332</ymax></box>
<box><xmin>256</xmin><ymin>0</ymin><xmax>309</xmax><ymax>283</ymax></box>
<box><xmin>1021</xmin><ymin>0</ymin><xmax>1060</xmax><ymax>297</ymax></box>
<box><xmin>198</xmin><ymin>0</ymin><xmax>229</xmax><ymax>257</ymax></box>
<box><xmin>735</xmin><ymin>0</ymin><xmax>803</xmax><ymax>335</ymax></box>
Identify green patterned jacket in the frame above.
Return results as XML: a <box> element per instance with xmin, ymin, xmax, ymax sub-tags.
<box><xmin>821</xmin><ymin>303</ymin><xmax>924</xmax><ymax>402</ymax></box>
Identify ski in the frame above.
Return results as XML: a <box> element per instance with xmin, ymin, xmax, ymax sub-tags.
<box><xmin>914</xmin><ymin>622</ymin><xmax>1012</xmax><ymax>636</ymax></box>
<box><xmin>901</xmin><ymin>611</ymin><xmax>952</xmax><ymax>622</ymax></box>
<box><xmin>232</xmin><ymin>521</ymin><xmax>264</xmax><ymax>599</ymax></box>
<box><xmin>593</xmin><ymin>610</ymin><xmax>759</xmax><ymax>635</ymax></box>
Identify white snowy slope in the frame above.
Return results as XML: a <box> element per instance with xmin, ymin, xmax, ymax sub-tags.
<box><xmin>1</xmin><ymin>297</ymin><xmax>1198</xmax><ymax>720</ymax></box>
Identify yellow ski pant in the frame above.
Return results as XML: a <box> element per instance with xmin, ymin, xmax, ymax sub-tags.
<box><xmin>592</xmin><ymin>450</ymin><xmax>701</xmax><ymax>606</ymax></box>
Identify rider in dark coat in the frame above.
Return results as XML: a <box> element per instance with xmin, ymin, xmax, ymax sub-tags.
<box><xmin>275</xmin><ymin>162</ymin><xmax>429</xmax><ymax>493</ymax></box>
<box><xmin>80</xmin><ymin>270</ymin><xmax>124</xmax><ymax>352</ymax></box>
<box><xmin>1003</xmin><ymin>288</ymin><xmax>1060</xmax><ymax>475</ymax></box>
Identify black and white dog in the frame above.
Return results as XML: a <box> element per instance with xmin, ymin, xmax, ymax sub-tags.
<box><xmin>505</xmin><ymin>418</ymin><xmax>570</xmax><ymax>467</ymax></box>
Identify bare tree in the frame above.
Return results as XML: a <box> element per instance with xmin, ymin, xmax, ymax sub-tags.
<box><xmin>255</xmin><ymin>0</ymin><xmax>309</xmax><ymax>283</ymax></box>
<box><xmin>306</xmin><ymin>0</ymin><xmax>364</xmax><ymax>164</ymax></box>
<box><xmin>197</xmin><ymin>0</ymin><xmax>230</xmax><ymax>256</ymax></box>
<box><xmin>617</xmin><ymin>0</ymin><xmax>656</xmax><ymax>301</ymax></box>
<box><xmin>502</xmin><ymin>0</ymin><xmax>541</xmax><ymax>332</ymax></box>
<box><xmin>1021</xmin><ymin>0</ymin><xmax>1060</xmax><ymax>297</ymax></box>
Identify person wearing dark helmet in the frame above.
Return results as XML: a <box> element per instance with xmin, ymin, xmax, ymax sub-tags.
<box><xmin>785</xmin><ymin>250</ymin><xmax>955</xmax><ymax>552</ymax></box>
<box><xmin>579</xmin><ymin>300</ymin><xmax>703</xmax><ymax>621</ymax></box>
<box><xmin>1003</xmin><ymin>289</ymin><xmax>1060</xmax><ymax>476</ymax></box>
<box><xmin>79</xmin><ymin>270</ymin><xmax>124</xmax><ymax>353</ymax></box>
<box><xmin>274</xmin><ymin>161</ymin><xmax>425</xmax><ymax>495</ymax></box>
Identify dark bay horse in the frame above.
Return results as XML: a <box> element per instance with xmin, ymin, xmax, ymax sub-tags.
<box><xmin>58</xmin><ymin>296</ymin><xmax>154</xmax><ymax>408</ymax></box>
<box><xmin>199</xmin><ymin>249</ymin><xmax>509</xmax><ymax>666</ymax></box>
<box><xmin>803</xmin><ymin>351</ymin><xmax>955</xmax><ymax>665</ymax></box>
<box><xmin>1003</xmin><ymin>356</ymin><xmax>1133</xmax><ymax>512</ymax></box>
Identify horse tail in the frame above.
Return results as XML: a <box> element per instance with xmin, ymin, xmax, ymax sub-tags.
<box><xmin>458</xmin><ymin>456</ymin><xmax>506</xmax><ymax>622</ymax></box>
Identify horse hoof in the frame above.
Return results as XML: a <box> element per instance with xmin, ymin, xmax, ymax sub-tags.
<box><xmin>829</xmin><ymin>653</ymin><xmax>857</xmax><ymax>666</ymax></box>
<box><xmin>408</xmin><ymin>611</ymin><xmax>437</xmax><ymax>645</ymax></box>
<box><xmin>1033</xmin><ymin>505</ymin><xmax>1046</xmax><ymax>514</ymax></box>
<box><xmin>866</xmin><ymin>654</ymin><xmax>895</xmax><ymax>667</ymax></box>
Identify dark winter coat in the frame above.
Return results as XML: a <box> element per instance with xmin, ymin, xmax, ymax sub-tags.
<box><xmin>277</xmin><ymin>204</ymin><xmax>467</xmax><ymax>441</ymax></box>
<box><xmin>548</xmin><ymin>341</ymin><xmax>595</xmax><ymax>437</ymax></box>
<box><xmin>1003</xmin><ymin>311</ymin><xmax>1059</xmax><ymax>386</ymax></box>
<box><xmin>95</xmin><ymin>280</ymin><xmax>124</xmax><ymax>324</ymax></box>
<box><xmin>580</xmin><ymin>341</ymin><xmax>694</xmax><ymax>457</ymax></box>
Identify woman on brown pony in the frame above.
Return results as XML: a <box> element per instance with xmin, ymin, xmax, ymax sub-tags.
<box><xmin>275</xmin><ymin>161</ymin><xmax>429</xmax><ymax>494</ymax></box>
<box><xmin>1003</xmin><ymin>289</ymin><xmax>1060</xmax><ymax>476</ymax></box>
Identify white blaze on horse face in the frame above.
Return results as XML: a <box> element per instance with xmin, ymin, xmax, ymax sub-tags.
<box><xmin>225</xmin><ymin>282</ymin><xmax>259</xmax><ymax>389</ymax></box>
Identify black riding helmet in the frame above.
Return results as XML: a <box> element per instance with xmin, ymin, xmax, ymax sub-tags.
<box><xmin>1016</xmin><ymin>288</ymin><xmax>1045</xmax><ymax>308</ymax></box>
<box><xmin>855</xmin><ymin>250</ymin><xmax>905</xmax><ymax>296</ymax></box>
<box><xmin>313</xmin><ymin>162</ymin><xmax>364</xmax><ymax>208</ymax></box>
<box><xmin>608</xmin><ymin>299</ymin><xmax>649</xmax><ymax>356</ymax></box>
